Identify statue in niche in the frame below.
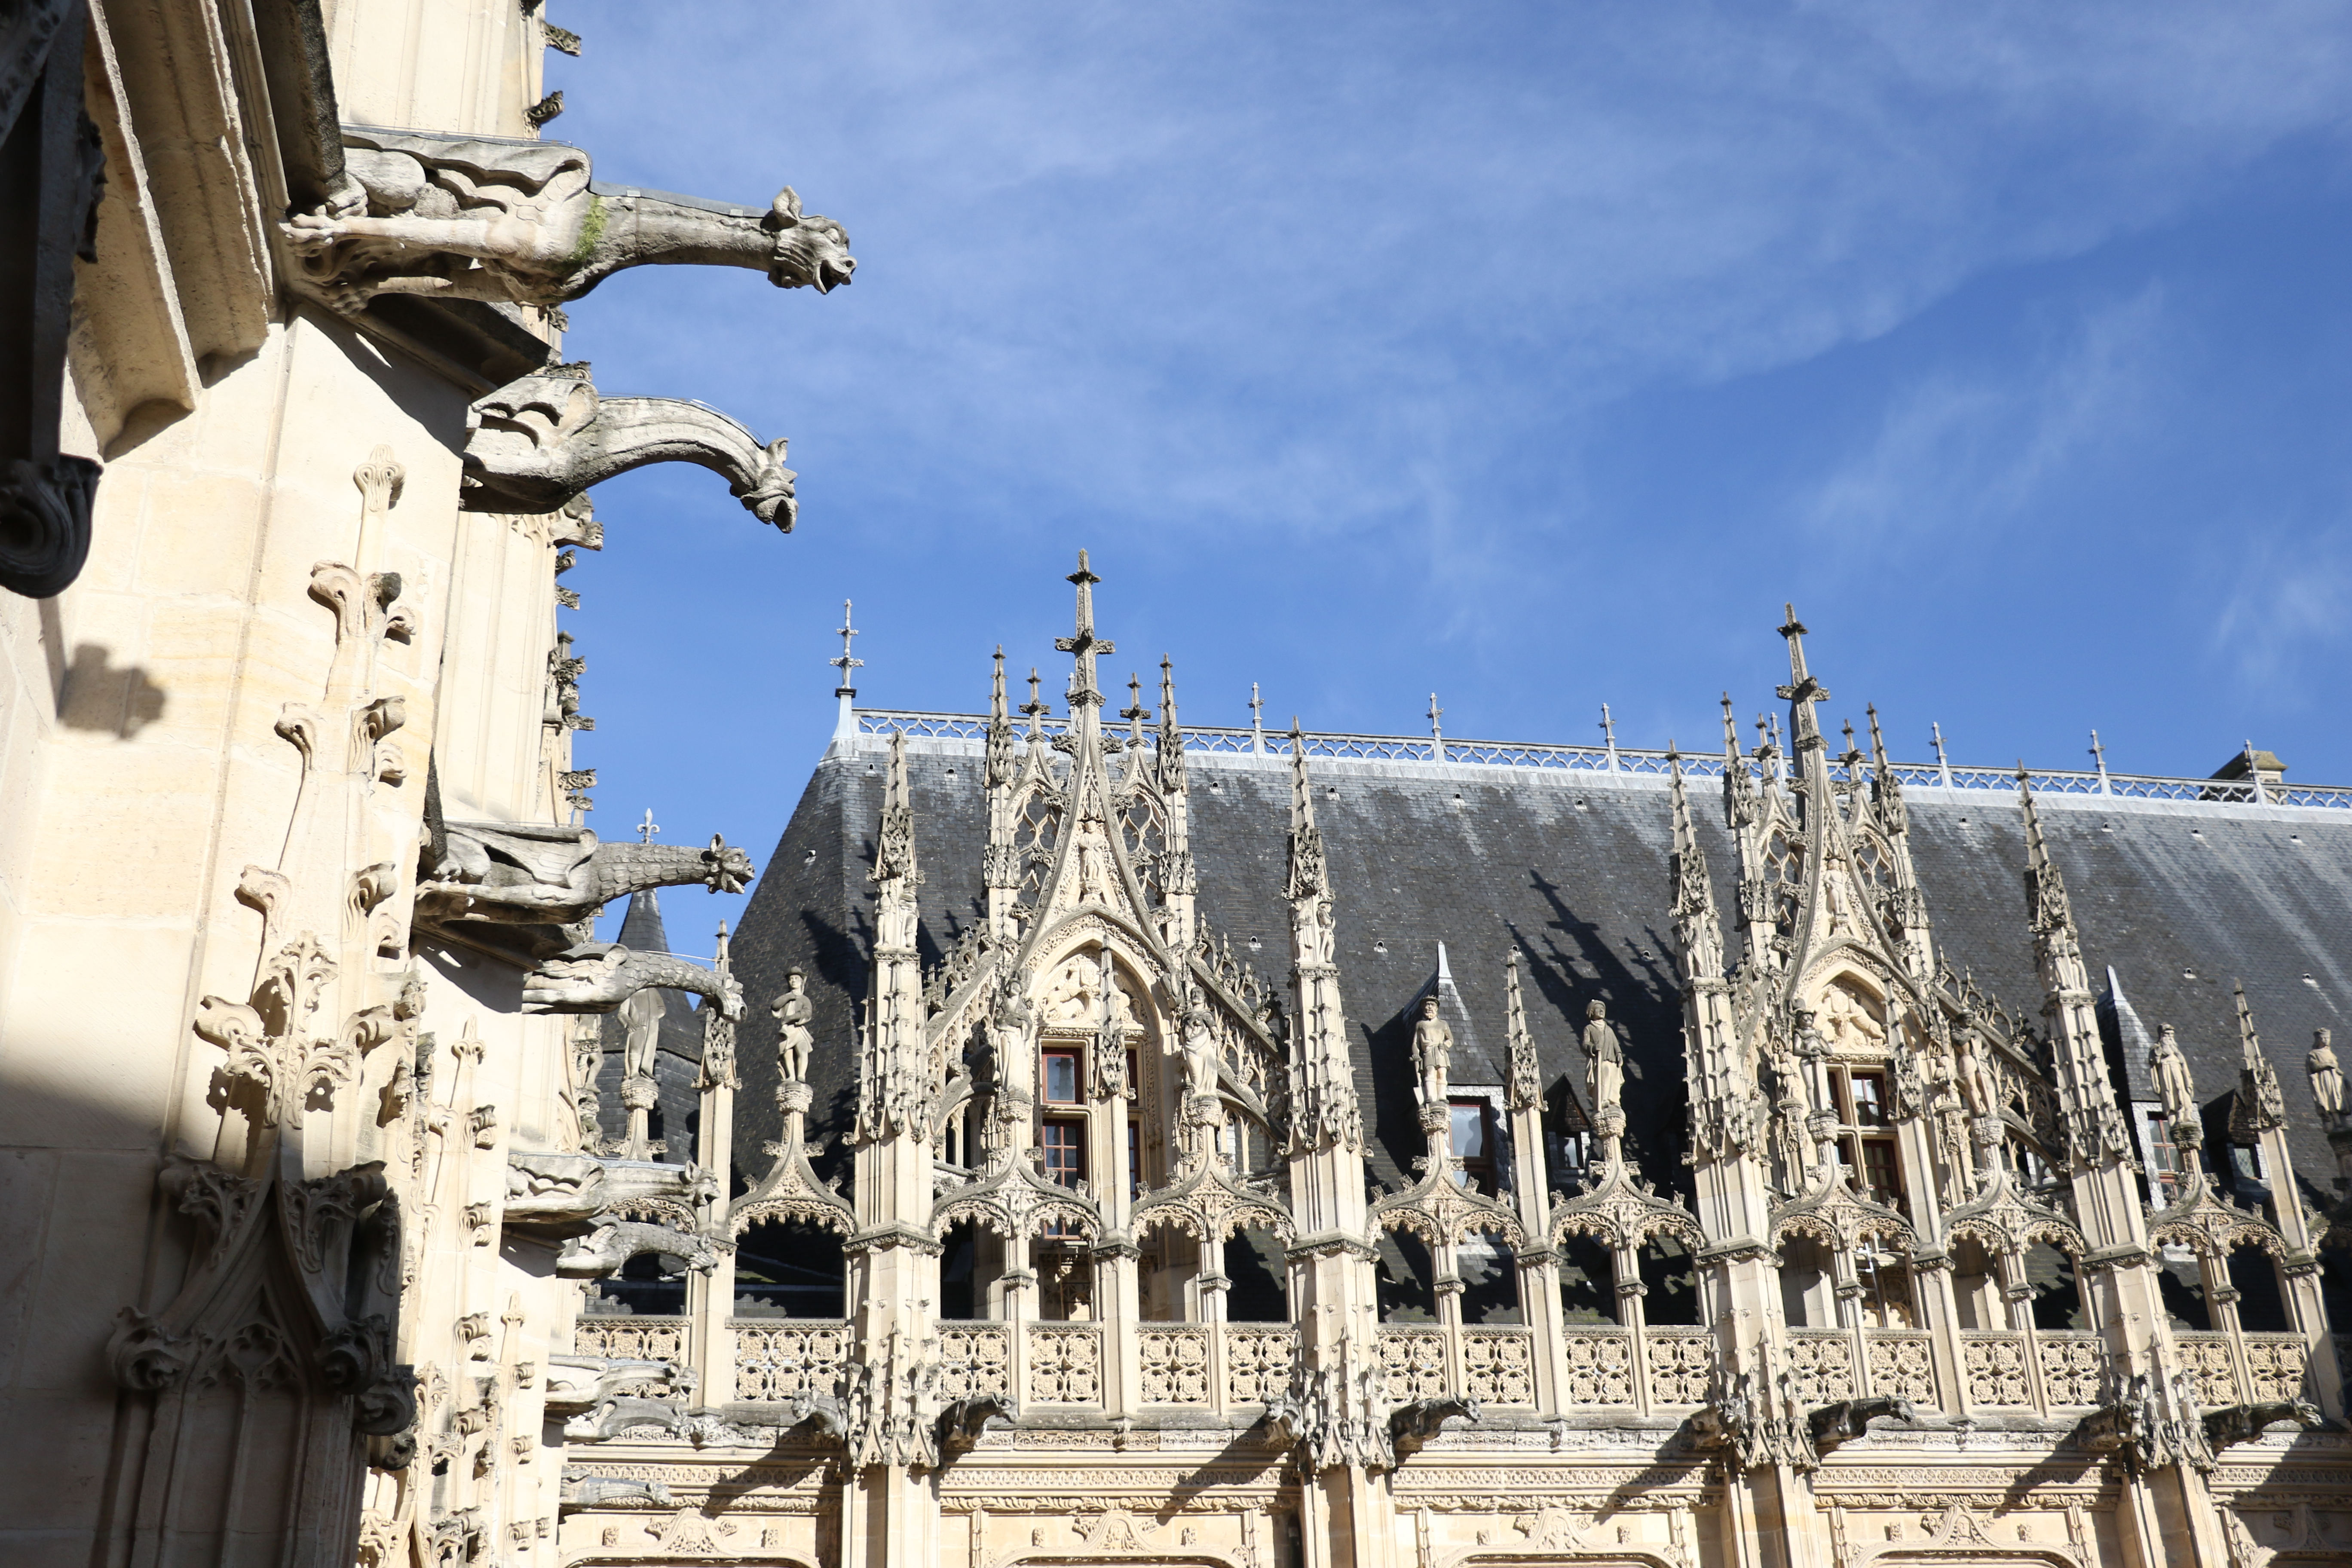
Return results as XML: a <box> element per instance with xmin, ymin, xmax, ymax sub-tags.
<box><xmin>989</xmin><ymin>979</ymin><xmax>1037</xmax><ymax>1084</ymax></box>
<box><xmin>620</xmin><ymin>987</ymin><xmax>665</xmax><ymax>1084</ymax></box>
<box><xmin>1580</xmin><ymin>1000</ymin><xmax>1623</xmax><ymax>1120</ymax></box>
<box><xmin>2310</xmin><ymin>1028</ymin><xmax>2345</xmax><ymax>1124</ymax></box>
<box><xmin>2150</xmin><ymin>1025</ymin><xmax>2201</xmax><ymax>1134</ymax></box>
<box><xmin>772</xmin><ymin>968</ymin><xmax>815</xmax><ymax>1086</ymax></box>
<box><xmin>1182</xmin><ymin>1006</ymin><xmax>1221</xmax><ymax>1102</ymax></box>
<box><xmin>1411</xmin><ymin>995</ymin><xmax>1452</xmax><ymax>1106</ymax></box>
<box><xmin>1955</xmin><ymin>1029</ymin><xmax>2000</xmax><ymax>1121</ymax></box>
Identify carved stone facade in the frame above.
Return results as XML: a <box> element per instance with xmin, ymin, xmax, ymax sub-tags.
<box><xmin>3</xmin><ymin>7</ymin><xmax>2349</xmax><ymax>1568</ymax></box>
<box><xmin>0</xmin><ymin>6</ymin><xmax>839</xmax><ymax>1565</ymax></box>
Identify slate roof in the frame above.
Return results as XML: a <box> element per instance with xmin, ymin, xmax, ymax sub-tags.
<box><xmin>726</xmin><ymin>730</ymin><xmax>2352</xmax><ymax>1224</ymax></box>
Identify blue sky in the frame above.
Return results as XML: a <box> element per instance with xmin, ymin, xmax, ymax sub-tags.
<box><xmin>542</xmin><ymin>3</ymin><xmax>2352</xmax><ymax>947</ymax></box>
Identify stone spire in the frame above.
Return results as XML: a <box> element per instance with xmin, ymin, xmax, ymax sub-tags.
<box><xmin>1504</xmin><ymin>949</ymin><xmax>1540</xmax><ymax>1115</ymax></box>
<box><xmin>1775</xmin><ymin>603</ymin><xmax>1830</xmax><ymax>755</ymax></box>
<box><xmin>1285</xmin><ymin>722</ymin><xmax>1359</xmax><ymax>1154</ymax></box>
<box><xmin>857</xmin><ymin>730</ymin><xmax>929</xmax><ymax>1145</ymax></box>
<box><xmin>2015</xmin><ymin>774</ymin><xmax>2141</xmax><ymax>1224</ymax></box>
<box><xmin>831</xmin><ymin>597</ymin><xmax>862</xmax><ymax>742</ymax></box>
<box><xmin>1670</xmin><ymin>748</ymin><xmax>1745</xmax><ymax>1165</ymax></box>
<box><xmin>1155</xmin><ymin>656</ymin><xmax>1198</xmax><ymax>949</ymax></box>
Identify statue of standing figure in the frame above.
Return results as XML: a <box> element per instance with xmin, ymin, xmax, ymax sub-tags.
<box><xmin>1182</xmin><ymin>1005</ymin><xmax>1221</xmax><ymax>1102</ymax></box>
<box><xmin>772</xmin><ymin>968</ymin><xmax>815</xmax><ymax>1085</ymax></box>
<box><xmin>2150</xmin><ymin>1024</ymin><xmax>2201</xmax><ymax>1136</ymax></box>
<box><xmin>1410</xmin><ymin>995</ymin><xmax>1452</xmax><ymax>1105</ymax></box>
<box><xmin>1581</xmin><ymin>1000</ymin><xmax>1623</xmax><ymax>1120</ymax></box>
<box><xmin>2309</xmin><ymin>1028</ymin><xmax>2345</xmax><ymax>1124</ymax></box>
<box><xmin>1956</xmin><ymin>1029</ymin><xmax>2000</xmax><ymax>1121</ymax></box>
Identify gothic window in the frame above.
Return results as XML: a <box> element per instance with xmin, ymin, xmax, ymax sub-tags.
<box><xmin>1041</xmin><ymin>1120</ymin><xmax>1085</xmax><ymax>1187</ymax></box>
<box><xmin>1120</xmin><ymin>789</ymin><xmax>1167</xmax><ymax>898</ymax></box>
<box><xmin>732</xmin><ymin>1219</ymin><xmax>847</xmax><ymax>1319</ymax></box>
<box><xmin>1855</xmin><ymin>1249</ymin><xmax>1916</xmax><ymax>1328</ymax></box>
<box><xmin>1450</xmin><ymin>1099</ymin><xmax>1496</xmax><ymax>1196</ymax></box>
<box><xmin>1042</xmin><ymin>1049</ymin><xmax>1082</xmax><ymax>1104</ymax></box>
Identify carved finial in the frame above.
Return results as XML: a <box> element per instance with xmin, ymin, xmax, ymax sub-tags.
<box><xmin>638</xmin><ymin>808</ymin><xmax>662</xmax><ymax>844</ymax></box>
<box><xmin>831</xmin><ymin>599</ymin><xmax>863</xmax><ymax>694</ymax></box>
<box><xmin>1775</xmin><ymin>603</ymin><xmax>1830</xmax><ymax>747</ymax></box>
<box><xmin>2018</xmin><ymin>769</ymin><xmax>2073</xmax><ymax>939</ymax></box>
<box><xmin>1600</xmin><ymin>703</ymin><xmax>1619</xmax><ymax>772</ymax></box>
<box><xmin>1158</xmin><ymin>656</ymin><xmax>1186</xmax><ymax>790</ymax></box>
<box><xmin>1249</xmin><ymin>682</ymin><xmax>1266</xmax><ymax>754</ymax></box>
<box><xmin>1121</xmin><ymin>672</ymin><xmax>1150</xmax><ymax>739</ymax></box>
<box><xmin>1021</xmin><ymin>667</ymin><xmax>1047</xmax><ymax>735</ymax></box>
<box><xmin>1056</xmin><ymin>550</ymin><xmax>1114</xmax><ymax>708</ymax></box>
<box><xmin>1866</xmin><ymin>704</ymin><xmax>1889</xmax><ymax>770</ymax></box>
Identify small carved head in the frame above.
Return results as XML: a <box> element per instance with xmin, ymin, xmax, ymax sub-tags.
<box><xmin>1421</xmin><ymin>996</ymin><xmax>1439</xmax><ymax>1019</ymax></box>
<box><xmin>764</xmin><ymin>187</ymin><xmax>857</xmax><ymax>292</ymax></box>
<box><xmin>701</xmin><ymin>836</ymin><xmax>756</xmax><ymax>894</ymax></box>
<box><xmin>1586</xmin><ymin>999</ymin><xmax>1607</xmax><ymax>1021</ymax></box>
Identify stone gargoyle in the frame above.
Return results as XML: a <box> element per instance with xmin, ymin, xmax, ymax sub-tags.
<box><xmin>282</xmin><ymin>129</ymin><xmax>854</xmax><ymax>315</ymax></box>
<box><xmin>565</xmin><ymin>1393</ymin><xmax>695</xmax><ymax>1443</ymax></box>
<box><xmin>1389</xmin><ymin>1395</ymin><xmax>1480</xmax><ymax>1458</ymax></box>
<box><xmin>778</xmin><ymin>1391</ymin><xmax>848</xmax><ymax>1444</ymax></box>
<box><xmin>544</xmin><ymin>1353</ymin><xmax>693</xmax><ymax>1418</ymax></box>
<box><xmin>554</xmin><ymin>1218</ymin><xmax>722</xmax><ymax>1280</ymax></box>
<box><xmin>935</xmin><ymin>1393</ymin><xmax>1015</xmax><ymax>1462</ymax></box>
<box><xmin>462</xmin><ymin>368</ymin><xmax>797</xmax><ymax>528</ymax></box>
<box><xmin>504</xmin><ymin>1151</ymin><xmax>720</xmax><ymax>1239</ymax></box>
<box><xmin>2202</xmin><ymin>1399</ymin><xmax>2322</xmax><ymax>1452</ymax></box>
<box><xmin>420</xmin><ymin>821</ymin><xmax>754</xmax><ymax>928</ymax></box>
<box><xmin>559</xmin><ymin>1469</ymin><xmax>674</xmax><ymax>1512</ymax></box>
<box><xmin>1806</xmin><ymin>1396</ymin><xmax>1916</xmax><ymax>1457</ymax></box>
<box><xmin>523</xmin><ymin>942</ymin><xmax>745</xmax><ymax>1020</ymax></box>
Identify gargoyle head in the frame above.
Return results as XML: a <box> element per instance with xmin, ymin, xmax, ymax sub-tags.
<box><xmin>700</xmin><ymin>835</ymin><xmax>756</xmax><ymax>894</ymax></box>
<box><xmin>765</xmin><ymin>187</ymin><xmax>856</xmax><ymax>292</ymax></box>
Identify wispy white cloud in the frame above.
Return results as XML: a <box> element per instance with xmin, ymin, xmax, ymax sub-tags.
<box><xmin>1792</xmin><ymin>284</ymin><xmax>2169</xmax><ymax>549</ymax></box>
<box><xmin>2212</xmin><ymin>520</ymin><xmax>2352</xmax><ymax>688</ymax></box>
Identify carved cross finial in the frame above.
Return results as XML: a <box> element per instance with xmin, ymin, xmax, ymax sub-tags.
<box><xmin>1121</xmin><ymin>671</ymin><xmax>1150</xmax><ymax>726</ymax></box>
<box><xmin>1055</xmin><ymin>549</ymin><xmax>1114</xmax><ymax>707</ymax></box>
<box><xmin>638</xmin><ymin>808</ymin><xmax>662</xmax><ymax>843</ymax></box>
<box><xmin>1249</xmin><ymin>682</ymin><xmax>1265</xmax><ymax>755</ymax></box>
<box><xmin>831</xmin><ymin>599</ymin><xmax>863</xmax><ymax>697</ymax></box>
<box><xmin>1022</xmin><ymin>667</ymin><xmax>1047</xmax><ymax>720</ymax></box>
<box><xmin>1775</xmin><ymin>603</ymin><xmax>1830</xmax><ymax>745</ymax></box>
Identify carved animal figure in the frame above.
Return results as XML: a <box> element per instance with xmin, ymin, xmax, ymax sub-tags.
<box><xmin>283</xmin><ymin>130</ymin><xmax>853</xmax><ymax>315</ymax></box>
<box><xmin>559</xmin><ymin>1470</ymin><xmax>674</xmax><ymax>1511</ymax></box>
<box><xmin>461</xmin><ymin>372</ymin><xmax>797</xmax><ymax>527</ymax></box>
<box><xmin>565</xmin><ymin>1393</ymin><xmax>692</xmax><ymax>1442</ymax></box>
<box><xmin>419</xmin><ymin>821</ymin><xmax>754</xmax><ymax>926</ymax></box>
<box><xmin>524</xmin><ymin>943</ymin><xmax>745</xmax><ymax>1019</ymax></box>
<box><xmin>554</xmin><ymin>1219</ymin><xmax>721</xmax><ymax>1280</ymax></box>
<box><xmin>2203</xmin><ymin>1399</ymin><xmax>2321</xmax><ymax>1452</ymax></box>
<box><xmin>543</xmin><ymin>1354</ymin><xmax>691</xmax><ymax>1417</ymax></box>
<box><xmin>935</xmin><ymin>1393</ymin><xmax>1015</xmax><ymax>1461</ymax></box>
<box><xmin>780</xmin><ymin>1391</ymin><xmax>847</xmax><ymax>1443</ymax></box>
<box><xmin>1807</xmin><ymin>1396</ymin><xmax>1916</xmax><ymax>1456</ymax></box>
<box><xmin>1389</xmin><ymin>1395</ymin><xmax>1480</xmax><ymax>1457</ymax></box>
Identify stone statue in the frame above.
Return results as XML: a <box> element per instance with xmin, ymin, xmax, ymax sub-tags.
<box><xmin>1182</xmin><ymin>1006</ymin><xmax>1220</xmax><ymax>1101</ymax></box>
<box><xmin>2150</xmin><ymin>1024</ymin><xmax>2200</xmax><ymax>1133</ymax></box>
<box><xmin>1580</xmin><ymin>1000</ymin><xmax>1623</xmax><ymax>1119</ymax></box>
<box><xmin>990</xmin><ymin>979</ymin><xmax>1038</xmax><ymax>1085</ymax></box>
<box><xmin>1411</xmin><ymin>996</ymin><xmax>1452</xmax><ymax>1105</ymax></box>
<box><xmin>773</xmin><ymin>968</ymin><xmax>815</xmax><ymax>1085</ymax></box>
<box><xmin>1956</xmin><ymin>1030</ymin><xmax>2000</xmax><ymax>1121</ymax></box>
<box><xmin>2309</xmin><ymin>1029</ymin><xmax>2344</xmax><ymax>1124</ymax></box>
<box><xmin>462</xmin><ymin>370</ymin><xmax>798</xmax><ymax>527</ymax></box>
<box><xmin>619</xmin><ymin>986</ymin><xmax>665</xmax><ymax>1084</ymax></box>
<box><xmin>283</xmin><ymin>129</ymin><xmax>854</xmax><ymax>315</ymax></box>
